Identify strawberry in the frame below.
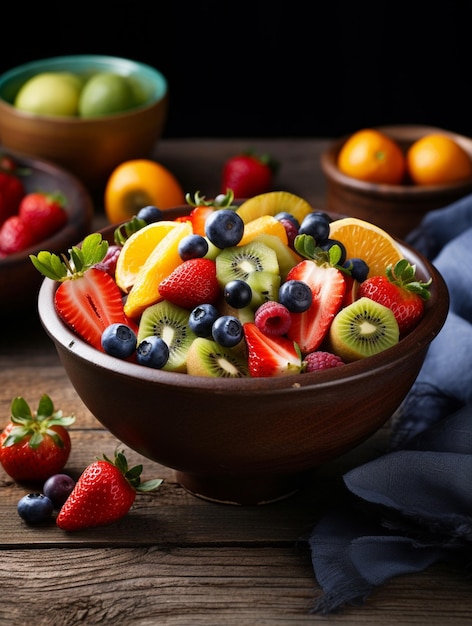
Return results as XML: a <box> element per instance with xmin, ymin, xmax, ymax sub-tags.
<box><xmin>158</xmin><ymin>257</ymin><xmax>220</xmax><ymax>309</ymax></box>
<box><xmin>221</xmin><ymin>151</ymin><xmax>279</xmax><ymax>198</ymax></box>
<box><xmin>30</xmin><ymin>233</ymin><xmax>136</xmax><ymax>351</ymax></box>
<box><xmin>0</xmin><ymin>395</ymin><xmax>75</xmax><ymax>483</ymax></box>
<box><xmin>0</xmin><ymin>215</ymin><xmax>35</xmax><ymax>255</ymax></box>
<box><xmin>243</xmin><ymin>322</ymin><xmax>303</xmax><ymax>377</ymax></box>
<box><xmin>18</xmin><ymin>191</ymin><xmax>68</xmax><ymax>243</ymax></box>
<box><xmin>358</xmin><ymin>258</ymin><xmax>431</xmax><ymax>336</ymax></box>
<box><xmin>56</xmin><ymin>450</ymin><xmax>162</xmax><ymax>531</ymax></box>
<box><xmin>0</xmin><ymin>165</ymin><xmax>25</xmax><ymax>227</ymax></box>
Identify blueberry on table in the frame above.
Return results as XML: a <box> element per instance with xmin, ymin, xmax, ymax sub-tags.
<box><xmin>17</xmin><ymin>493</ymin><xmax>54</xmax><ymax>524</ymax></box>
<box><xmin>43</xmin><ymin>473</ymin><xmax>76</xmax><ymax>508</ymax></box>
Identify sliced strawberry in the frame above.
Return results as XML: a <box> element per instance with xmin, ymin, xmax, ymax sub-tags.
<box><xmin>158</xmin><ymin>258</ymin><xmax>220</xmax><ymax>309</ymax></box>
<box><xmin>243</xmin><ymin>322</ymin><xmax>302</xmax><ymax>377</ymax></box>
<box><xmin>55</xmin><ymin>267</ymin><xmax>135</xmax><ymax>351</ymax></box>
<box><xmin>285</xmin><ymin>259</ymin><xmax>346</xmax><ymax>354</ymax></box>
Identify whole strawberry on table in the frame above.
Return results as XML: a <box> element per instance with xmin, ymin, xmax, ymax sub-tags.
<box><xmin>220</xmin><ymin>150</ymin><xmax>279</xmax><ymax>198</ymax></box>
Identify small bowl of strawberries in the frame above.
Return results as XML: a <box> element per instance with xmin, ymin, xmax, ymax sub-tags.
<box><xmin>0</xmin><ymin>148</ymin><xmax>93</xmax><ymax>315</ymax></box>
<box><xmin>36</xmin><ymin>191</ymin><xmax>449</xmax><ymax>505</ymax></box>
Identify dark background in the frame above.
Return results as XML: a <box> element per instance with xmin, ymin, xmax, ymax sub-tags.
<box><xmin>3</xmin><ymin>2</ymin><xmax>472</xmax><ymax>141</ymax></box>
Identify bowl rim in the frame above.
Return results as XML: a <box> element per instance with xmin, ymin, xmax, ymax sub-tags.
<box><xmin>37</xmin><ymin>217</ymin><xmax>450</xmax><ymax>394</ymax></box>
<box><xmin>0</xmin><ymin>54</ymin><xmax>168</xmax><ymax>121</ymax></box>
<box><xmin>321</xmin><ymin>124</ymin><xmax>472</xmax><ymax>197</ymax></box>
<box><xmin>0</xmin><ymin>147</ymin><xmax>93</xmax><ymax>266</ymax></box>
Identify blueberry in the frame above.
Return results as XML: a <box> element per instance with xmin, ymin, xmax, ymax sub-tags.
<box><xmin>178</xmin><ymin>234</ymin><xmax>209</xmax><ymax>260</ymax></box>
<box><xmin>17</xmin><ymin>493</ymin><xmax>54</xmax><ymax>524</ymax></box>
<box><xmin>319</xmin><ymin>238</ymin><xmax>347</xmax><ymax>265</ymax></box>
<box><xmin>344</xmin><ymin>257</ymin><xmax>370</xmax><ymax>282</ymax></box>
<box><xmin>43</xmin><ymin>473</ymin><xmax>76</xmax><ymax>508</ymax></box>
<box><xmin>274</xmin><ymin>211</ymin><xmax>300</xmax><ymax>229</ymax></box>
<box><xmin>189</xmin><ymin>303</ymin><xmax>220</xmax><ymax>337</ymax></box>
<box><xmin>212</xmin><ymin>315</ymin><xmax>243</xmax><ymax>347</ymax></box>
<box><xmin>278</xmin><ymin>280</ymin><xmax>313</xmax><ymax>312</ymax></box>
<box><xmin>101</xmin><ymin>323</ymin><xmax>137</xmax><ymax>359</ymax></box>
<box><xmin>205</xmin><ymin>209</ymin><xmax>244</xmax><ymax>248</ymax></box>
<box><xmin>224</xmin><ymin>279</ymin><xmax>252</xmax><ymax>308</ymax></box>
<box><xmin>136</xmin><ymin>205</ymin><xmax>163</xmax><ymax>224</ymax></box>
<box><xmin>299</xmin><ymin>212</ymin><xmax>331</xmax><ymax>243</ymax></box>
<box><xmin>136</xmin><ymin>336</ymin><xmax>170</xmax><ymax>369</ymax></box>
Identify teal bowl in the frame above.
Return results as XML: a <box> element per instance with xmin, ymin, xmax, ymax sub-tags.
<box><xmin>0</xmin><ymin>55</ymin><xmax>168</xmax><ymax>191</ymax></box>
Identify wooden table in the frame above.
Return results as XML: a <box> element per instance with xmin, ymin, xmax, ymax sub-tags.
<box><xmin>1</xmin><ymin>139</ymin><xmax>470</xmax><ymax>625</ymax></box>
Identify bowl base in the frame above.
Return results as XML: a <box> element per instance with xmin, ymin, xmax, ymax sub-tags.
<box><xmin>174</xmin><ymin>470</ymin><xmax>301</xmax><ymax>506</ymax></box>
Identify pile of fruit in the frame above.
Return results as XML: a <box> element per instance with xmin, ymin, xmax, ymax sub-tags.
<box><xmin>31</xmin><ymin>190</ymin><xmax>432</xmax><ymax>378</ymax></box>
<box><xmin>337</xmin><ymin>128</ymin><xmax>472</xmax><ymax>186</ymax></box>
<box><xmin>0</xmin><ymin>155</ymin><xmax>68</xmax><ymax>256</ymax></box>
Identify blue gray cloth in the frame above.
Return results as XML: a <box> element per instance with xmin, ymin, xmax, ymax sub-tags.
<box><xmin>308</xmin><ymin>193</ymin><xmax>472</xmax><ymax>614</ymax></box>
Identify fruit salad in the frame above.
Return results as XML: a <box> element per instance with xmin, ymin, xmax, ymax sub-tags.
<box><xmin>31</xmin><ymin>190</ymin><xmax>432</xmax><ymax>378</ymax></box>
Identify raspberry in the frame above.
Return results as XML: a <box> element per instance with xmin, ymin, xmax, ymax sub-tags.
<box><xmin>254</xmin><ymin>301</ymin><xmax>291</xmax><ymax>336</ymax></box>
<box><xmin>94</xmin><ymin>245</ymin><xmax>121</xmax><ymax>276</ymax></box>
<box><xmin>304</xmin><ymin>350</ymin><xmax>345</xmax><ymax>372</ymax></box>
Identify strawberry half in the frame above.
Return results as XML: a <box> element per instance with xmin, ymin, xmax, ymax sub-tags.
<box><xmin>158</xmin><ymin>257</ymin><xmax>220</xmax><ymax>309</ymax></box>
<box><xmin>243</xmin><ymin>322</ymin><xmax>303</xmax><ymax>377</ymax></box>
<box><xmin>30</xmin><ymin>233</ymin><xmax>136</xmax><ymax>351</ymax></box>
<box><xmin>285</xmin><ymin>259</ymin><xmax>346</xmax><ymax>354</ymax></box>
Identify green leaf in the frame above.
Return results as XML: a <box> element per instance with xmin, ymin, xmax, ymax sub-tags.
<box><xmin>11</xmin><ymin>397</ymin><xmax>33</xmax><ymax>421</ymax></box>
<box><xmin>37</xmin><ymin>394</ymin><xmax>54</xmax><ymax>419</ymax></box>
<box><xmin>138</xmin><ymin>478</ymin><xmax>163</xmax><ymax>492</ymax></box>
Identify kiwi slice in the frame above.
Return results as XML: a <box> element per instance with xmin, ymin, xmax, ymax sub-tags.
<box><xmin>215</xmin><ymin>241</ymin><xmax>279</xmax><ymax>287</ymax></box>
<box><xmin>246</xmin><ymin>270</ymin><xmax>281</xmax><ymax>309</ymax></box>
<box><xmin>329</xmin><ymin>297</ymin><xmax>399</xmax><ymax>362</ymax></box>
<box><xmin>186</xmin><ymin>337</ymin><xmax>249</xmax><ymax>378</ymax></box>
<box><xmin>137</xmin><ymin>300</ymin><xmax>197</xmax><ymax>372</ymax></box>
<box><xmin>251</xmin><ymin>233</ymin><xmax>301</xmax><ymax>280</ymax></box>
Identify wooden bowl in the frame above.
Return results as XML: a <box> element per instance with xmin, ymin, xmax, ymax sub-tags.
<box><xmin>36</xmin><ymin>207</ymin><xmax>449</xmax><ymax>505</ymax></box>
<box><xmin>0</xmin><ymin>148</ymin><xmax>93</xmax><ymax>315</ymax></box>
<box><xmin>321</xmin><ymin>125</ymin><xmax>472</xmax><ymax>239</ymax></box>
<box><xmin>0</xmin><ymin>55</ymin><xmax>168</xmax><ymax>194</ymax></box>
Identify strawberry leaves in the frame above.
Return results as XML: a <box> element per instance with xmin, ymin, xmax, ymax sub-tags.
<box><xmin>386</xmin><ymin>258</ymin><xmax>432</xmax><ymax>300</ymax></box>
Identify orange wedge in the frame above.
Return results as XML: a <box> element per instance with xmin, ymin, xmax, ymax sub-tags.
<box><xmin>236</xmin><ymin>191</ymin><xmax>313</xmax><ymax>224</ymax></box>
<box><xmin>123</xmin><ymin>221</ymin><xmax>193</xmax><ymax>319</ymax></box>
<box><xmin>328</xmin><ymin>217</ymin><xmax>403</xmax><ymax>278</ymax></box>
<box><xmin>238</xmin><ymin>215</ymin><xmax>288</xmax><ymax>246</ymax></box>
<box><xmin>115</xmin><ymin>221</ymin><xmax>181</xmax><ymax>293</ymax></box>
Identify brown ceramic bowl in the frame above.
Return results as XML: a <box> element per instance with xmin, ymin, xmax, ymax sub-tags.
<box><xmin>0</xmin><ymin>55</ymin><xmax>168</xmax><ymax>193</ymax></box>
<box><xmin>0</xmin><ymin>148</ymin><xmax>93</xmax><ymax>315</ymax></box>
<box><xmin>37</xmin><ymin>207</ymin><xmax>449</xmax><ymax>505</ymax></box>
<box><xmin>321</xmin><ymin>124</ymin><xmax>472</xmax><ymax>239</ymax></box>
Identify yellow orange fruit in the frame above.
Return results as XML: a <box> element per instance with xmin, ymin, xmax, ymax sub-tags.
<box><xmin>104</xmin><ymin>159</ymin><xmax>186</xmax><ymax>224</ymax></box>
<box><xmin>238</xmin><ymin>215</ymin><xmax>288</xmax><ymax>246</ymax></box>
<box><xmin>123</xmin><ymin>221</ymin><xmax>192</xmax><ymax>319</ymax></box>
<box><xmin>406</xmin><ymin>134</ymin><xmax>472</xmax><ymax>185</ymax></box>
<box><xmin>328</xmin><ymin>216</ymin><xmax>403</xmax><ymax>278</ymax></box>
<box><xmin>236</xmin><ymin>191</ymin><xmax>313</xmax><ymax>224</ymax></box>
<box><xmin>337</xmin><ymin>128</ymin><xmax>406</xmax><ymax>185</ymax></box>
<box><xmin>115</xmin><ymin>220</ymin><xmax>181</xmax><ymax>293</ymax></box>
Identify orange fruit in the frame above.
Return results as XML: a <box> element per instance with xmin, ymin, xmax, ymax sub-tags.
<box><xmin>238</xmin><ymin>215</ymin><xmax>288</xmax><ymax>246</ymax></box>
<box><xmin>123</xmin><ymin>221</ymin><xmax>192</xmax><ymax>319</ymax></box>
<box><xmin>115</xmin><ymin>220</ymin><xmax>181</xmax><ymax>293</ymax></box>
<box><xmin>406</xmin><ymin>134</ymin><xmax>472</xmax><ymax>185</ymax></box>
<box><xmin>337</xmin><ymin>129</ymin><xmax>406</xmax><ymax>184</ymax></box>
<box><xmin>104</xmin><ymin>159</ymin><xmax>186</xmax><ymax>224</ymax></box>
<box><xmin>328</xmin><ymin>216</ymin><xmax>403</xmax><ymax>278</ymax></box>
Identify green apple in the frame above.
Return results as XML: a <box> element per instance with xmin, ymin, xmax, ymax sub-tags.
<box><xmin>14</xmin><ymin>72</ymin><xmax>82</xmax><ymax>116</ymax></box>
<box><xmin>78</xmin><ymin>72</ymin><xmax>137</xmax><ymax>117</ymax></box>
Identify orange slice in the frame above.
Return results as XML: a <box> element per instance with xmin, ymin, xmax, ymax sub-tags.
<box><xmin>123</xmin><ymin>221</ymin><xmax>192</xmax><ymax>319</ymax></box>
<box><xmin>236</xmin><ymin>191</ymin><xmax>313</xmax><ymax>224</ymax></box>
<box><xmin>328</xmin><ymin>216</ymin><xmax>403</xmax><ymax>278</ymax></box>
<box><xmin>115</xmin><ymin>221</ymin><xmax>181</xmax><ymax>293</ymax></box>
<box><xmin>238</xmin><ymin>215</ymin><xmax>288</xmax><ymax>246</ymax></box>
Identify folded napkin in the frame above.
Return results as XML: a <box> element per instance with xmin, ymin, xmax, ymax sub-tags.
<box><xmin>308</xmin><ymin>193</ymin><xmax>472</xmax><ymax>614</ymax></box>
